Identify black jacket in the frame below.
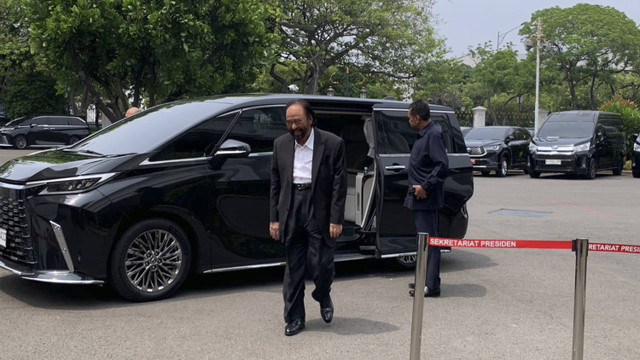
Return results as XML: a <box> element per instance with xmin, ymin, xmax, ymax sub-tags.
<box><xmin>404</xmin><ymin>121</ymin><xmax>449</xmax><ymax>210</ymax></box>
<box><xmin>270</xmin><ymin>128</ymin><xmax>347</xmax><ymax>245</ymax></box>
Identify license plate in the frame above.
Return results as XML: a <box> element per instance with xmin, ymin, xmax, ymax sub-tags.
<box><xmin>545</xmin><ymin>159</ymin><xmax>562</xmax><ymax>165</ymax></box>
<box><xmin>0</xmin><ymin>228</ymin><xmax>6</xmax><ymax>248</ymax></box>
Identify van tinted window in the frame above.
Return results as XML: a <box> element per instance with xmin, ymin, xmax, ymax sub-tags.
<box><xmin>375</xmin><ymin>110</ymin><xmax>453</xmax><ymax>154</ymax></box>
<box><xmin>538</xmin><ymin>121</ymin><xmax>595</xmax><ymax>138</ymax></box>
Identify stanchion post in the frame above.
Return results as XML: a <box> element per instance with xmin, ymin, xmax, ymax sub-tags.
<box><xmin>410</xmin><ymin>233</ymin><xmax>429</xmax><ymax>360</ymax></box>
<box><xmin>572</xmin><ymin>238</ymin><xmax>588</xmax><ymax>360</ymax></box>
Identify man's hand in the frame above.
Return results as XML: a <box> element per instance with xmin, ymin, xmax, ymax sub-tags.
<box><xmin>269</xmin><ymin>222</ymin><xmax>280</xmax><ymax>241</ymax></box>
<box><xmin>412</xmin><ymin>185</ymin><xmax>428</xmax><ymax>200</ymax></box>
<box><xmin>330</xmin><ymin>223</ymin><xmax>343</xmax><ymax>239</ymax></box>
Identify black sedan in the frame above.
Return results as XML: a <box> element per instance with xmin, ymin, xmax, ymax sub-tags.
<box><xmin>464</xmin><ymin>126</ymin><xmax>531</xmax><ymax>176</ymax></box>
<box><xmin>0</xmin><ymin>115</ymin><xmax>90</xmax><ymax>149</ymax></box>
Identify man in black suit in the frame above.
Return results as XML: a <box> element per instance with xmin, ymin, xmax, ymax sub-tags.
<box><xmin>269</xmin><ymin>99</ymin><xmax>347</xmax><ymax>336</ymax></box>
<box><xmin>405</xmin><ymin>100</ymin><xmax>449</xmax><ymax>298</ymax></box>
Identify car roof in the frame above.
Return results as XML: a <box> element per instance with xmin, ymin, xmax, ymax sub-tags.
<box><xmin>169</xmin><ymin>93</ymin><xmax>453</xmax><ymax>112</ymax></box>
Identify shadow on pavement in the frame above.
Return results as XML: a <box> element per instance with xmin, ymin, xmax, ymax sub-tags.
<box><xmin>304</xmin><ymin>317</ymin><xmax>400</xmax><ymax>335</ymax></box>
<box><xmin>0</xmin><ymin>249</ymin><xmax>496</xmax><ymax>309</ymax></box>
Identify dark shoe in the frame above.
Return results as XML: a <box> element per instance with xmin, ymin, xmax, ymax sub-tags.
<box><xmin>409</xmin><ymin>287</ymin><xmax>441</xmax><ymax>298</ymax></box>
<box><xmin>320</xmin><ymin>297</ymin><xmax>334</xmax><ymax>323</ymax></box>
<box><xmin>285</xmin><ymin>319</ymin><xmax>305</xmax><ymax>336</ymax></box>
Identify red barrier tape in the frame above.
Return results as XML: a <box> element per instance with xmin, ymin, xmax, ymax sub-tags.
<box><xmin>428</xmin><ymin>237</ymin><xmax>640</xmax><ymax>254</ymax></box>
<box><xmin>429</xmin><ymin>237</ymin><xmax>573</xmax><ymax>249</ymax></box>
<box><xmin>589</xmin><ymin>243</ymin><xmax>640</xmax><ymax>254</ymax></box>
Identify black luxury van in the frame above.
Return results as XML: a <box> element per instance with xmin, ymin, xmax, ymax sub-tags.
<box><xmin>0</xmin><ymin>95</ymin><xmax>474</xmax><ymax>301</ymax></box>
<box><xmin>528</xmin><ymin>111</ymin><xmax>625</xmax><ymax>179</ymax></box>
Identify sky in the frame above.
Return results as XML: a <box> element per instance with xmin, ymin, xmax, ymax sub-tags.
<box><xmin>431</xmin><ymin>0</ymin><xmax>640</xmax><ymax>58</ymax></box>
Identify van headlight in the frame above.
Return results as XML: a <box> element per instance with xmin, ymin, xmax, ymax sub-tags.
<box><xmin>28</xmin><ymin>173</ymin><xmax>117</xmax><ymax>195</ymax></box>
<box><xmin>574</xmin><ymin>143</ymin><xmax>590</xmax><ymax>153</ymax></box>
<box><xmin>529</xmin><ymin>143</ymin><xmax>537</xmax><ymax>153</ymax></box>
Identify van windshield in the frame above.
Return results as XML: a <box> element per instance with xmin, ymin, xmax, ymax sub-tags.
<box><xmin>538</xmin><ymin>121</ymin><xmax>595</xmax><ymax>139</ymax></box>
<box><xmin>66</xmin><ymin>100</ymin><xmax>229</xmax><ymax>156</ymax></box>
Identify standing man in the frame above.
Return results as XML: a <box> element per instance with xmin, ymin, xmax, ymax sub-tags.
<box><xmin>405</xmin><ymin>100</ymin><xmax>449</xmax><ymax>298</ymax></box>
<box><xmin>269</xmin><ymin>99</ymin><xmax>347</xmax><ymax>336</ymax></box>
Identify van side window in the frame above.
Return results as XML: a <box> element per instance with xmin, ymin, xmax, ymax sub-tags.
<box><xmin>224</xmin><ymin>107</ymin><xmax>287</xmax><ymax>153</ymax></box>
<box><xmin>150</xmin><ymin>113</ymin><xmax>236</xmax><ymax>161</ymax></box>
<box><xmin>375</xmin><ymin>110</ymin><xmax>453</xmax><ymax>154</ymax></box>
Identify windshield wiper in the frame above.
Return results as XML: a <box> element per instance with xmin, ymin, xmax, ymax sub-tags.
<box><xmin>62</xmin><ymin>148</ymin><xmax>104</xmax><ymax>156</ymax></box>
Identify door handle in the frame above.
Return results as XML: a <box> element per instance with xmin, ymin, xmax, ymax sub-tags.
<box><xmin>385</xmin><ymin>165</ymin><xmax>406</xmax><ymax>171</ymax></box>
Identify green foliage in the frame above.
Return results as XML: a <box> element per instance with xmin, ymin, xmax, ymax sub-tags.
<box><xmin>25</xmin><ymin>0</ymin><xmax>275</xmax><ymax>121</ymax></box>
<box><xmin>264</xmin><ymin>0</ymin><xmax>444</xmax><ymax>96</ymax></box>
<box><xmin>520</xmin><ymin>4</ymin><xmax>640</xmax><ymax>110</ymax></box>
<box><xmin>2</xmin><ymin>71</ymin><xmax>67</xmax><ymax>118</ymax></box>
<box><xmin>599</xmin><ymin>94</ymin><xmax>640</xmax><ymax>152</ymax></box>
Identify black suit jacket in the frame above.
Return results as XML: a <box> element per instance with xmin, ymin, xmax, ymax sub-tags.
<box><xmin>270</xmin><ymin>128</ymin><xmax>347</xmax><ymax>246</ymax></box>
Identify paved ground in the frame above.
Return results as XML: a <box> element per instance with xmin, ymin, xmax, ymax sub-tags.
<box><xmin>0</xmin><ymin>149</ymin><xmax>638</xmax><ymax>359</ymax></box>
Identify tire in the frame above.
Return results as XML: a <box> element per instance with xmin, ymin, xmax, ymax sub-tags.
<box><xmin>67</xmin><ymin>135</ymin><xmax>80</xmax><ymax>145</ymax></box>
<box><xmin>529</xmin><ymin>171</ymin><xmax>540</xmax><ymax>178</ymax></box>
<box><xmin>109</xmin><ymin>219</ymin><xmax>191</xmax><ymax>301</ymax></box>
<box><xmin>394</xmin><ymin>255</ymin><xmax>416</xmax><ymax>269</ymax></box>
<box><xmin>612</xmin><ymin>158</ymin><xmax>623</xmax><ymax>176</ymax></box>
<box><xmin>14</xmin><ymin>135</ymin><xmax>27</xmax><ymax>149</ymax></box>
<box><xmin>585</xmin><ymin>158</ymin><xmax>597</xmax><ymax>180</ymax></box>
<box><xmin>495</xmin><ymin>154</ymin><xmax>508</xmax><ymax>177</ymax></box>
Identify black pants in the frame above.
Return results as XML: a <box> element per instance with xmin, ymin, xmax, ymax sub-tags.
<box><xmin>413</xmin><ymin>209</ymin><xmax>441</xmax><ymax>290</ymax></box>
<box><xmin>283</xmin><ymin>188</ymin><xmax>335</xmax><ymax>323</ymax></box>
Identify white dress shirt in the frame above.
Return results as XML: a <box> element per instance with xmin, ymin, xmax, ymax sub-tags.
<box><xmin>293</xmin><ymin>128</ymin><xmax>314</xmax><ymax>184</ymax></box>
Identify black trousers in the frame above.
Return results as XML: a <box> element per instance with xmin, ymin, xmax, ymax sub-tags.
<box><xmin>282</xmin><ymin>188</ymin><xmax>335</xmax><ymax>323</ymax></box>
<box><xmin>413</xmin><ymin>209</ymin><xmax>441</xmax><ymax>290</ymax></box>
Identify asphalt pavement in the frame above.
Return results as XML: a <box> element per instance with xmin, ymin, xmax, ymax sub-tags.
<box><xmin>0</xmin><ymin>149</ymin><xmax>638</xmax><ymax>359</ymax></box>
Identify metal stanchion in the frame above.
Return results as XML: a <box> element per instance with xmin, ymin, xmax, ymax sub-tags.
<box><xmin>410</xmin><ymin>233</ymin><xmax>429</xmax><ymax>360</ymax></box>
<box><xmin>572</xmin><ymin>238</ymin><xmax>588</xmax><ymax>360</ymax></box>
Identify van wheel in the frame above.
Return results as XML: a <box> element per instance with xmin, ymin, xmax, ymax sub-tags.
<box><xmin>67</xmin><ymin>135</ymin><xmax>80</xmax><ymax>145</ymax></box>
<box><xmin>529</xmin><ymin>171</ymin><xmax>540</xmax><ymax>178</ymax></box>
<box><xmin>495</xmin><ymin>155</ymin><xmax>508</xmax><ymax>177</ymax></box>
<box><xmin>612</xmin><ymin>159</ymin><xmax>623</xmax><ymax>175</ymax></box>
<box><xmin>108</xmin><ymin>219</ymin><xmax>191</xmax><ymax>301</ymax></box>
<box><xmin>394</xmin><ymin>255</ymin><xmax>416</xmax><ymax>268</ymax></box>
<box><xmin>14</xmin><ymin>135</ymin><xmax>27</xmax><ymax>149</ymax></box>
<box><xmin>585</xmin><ymin>158</ymin><xmax>597</xmax><ymax>179</ymax></box>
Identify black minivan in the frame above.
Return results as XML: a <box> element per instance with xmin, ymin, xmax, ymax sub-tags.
<box><xmin>0</xmin><ymin>115</ymin><xmax>90</xmax><ymax>149</ymax></box>
<box><xmin>528</xmin><ymin>111</ymin><xmax>625</xmax><ymax>179</ymax></box>
<box><xmin>0</xmin><ymin>95</ymin><xmax>474</xmax><ymax>301</ymax></box>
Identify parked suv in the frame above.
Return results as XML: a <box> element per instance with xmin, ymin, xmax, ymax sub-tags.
<box><xmin>464</xmin><ymin>126</ymin><xmax>531</xmax><ymax>176</ymax></box>
<box><xmin>529</xmin><ymin>111</ymin><xmax>625</xmax><ymax>179</ymax></box>
<box><xmin>633</xmin><ymin>133</ymin><xmax>640</xmax><ymax>178</ymax></box>
<box><xmin>0</xmin><ymin>95</ymin><xmax>474</xmax><ymax>301</ymax></box>
<box><xmin>0</xmin><ymin>115</ymin><xmax>90</xmax><ymax>149</ymax></box>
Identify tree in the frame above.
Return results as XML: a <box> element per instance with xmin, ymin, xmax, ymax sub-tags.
<box><xmin>520</xmin><ymin>4</ymin><xmax>640</xmax><ymax>110</ymax></box>
<box><xmin>2</xmin><ymin>71</ymin><xmax>66</xmax><ymax>118</ymax></box>
<box><xmin>25</xmin><ymin>0</ymin><xmax>275</xmax><ymax>122</ymax></box>
<box><xmin>266</xmin><ymin>0</ymin><xmax>444</xmax><ymax>95</ymax></box>
<box><xmin>467</xmin><ymin>44</ymin><xmax>534</xmax><ymax>124</ymax></box>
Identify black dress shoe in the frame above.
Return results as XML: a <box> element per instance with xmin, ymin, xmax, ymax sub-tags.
<box><xmin>409</xmin><ymin>287</ymin><xmax>441</xmax><ymax>298</ymax></box>
<box><xmin>320</xmin><ymin>297</ymin><xmax>334</xmax><ymax>323</ymax></box>
<box><xmin>285</xmin><ymin>319</ymin><xmax>305</xmax><ymax>336</ymax></box>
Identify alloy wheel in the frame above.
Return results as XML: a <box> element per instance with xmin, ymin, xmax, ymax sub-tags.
<box><xmin>125</xmin><ymin>229</ymin><xmax>184</xmax><ymax>293</ymax></box>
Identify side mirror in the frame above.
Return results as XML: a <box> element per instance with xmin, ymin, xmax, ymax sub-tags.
<box><xmin>214</xmin><ymin>139</ymin><xmax>251</xmax><ymax>158</ymax></box>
